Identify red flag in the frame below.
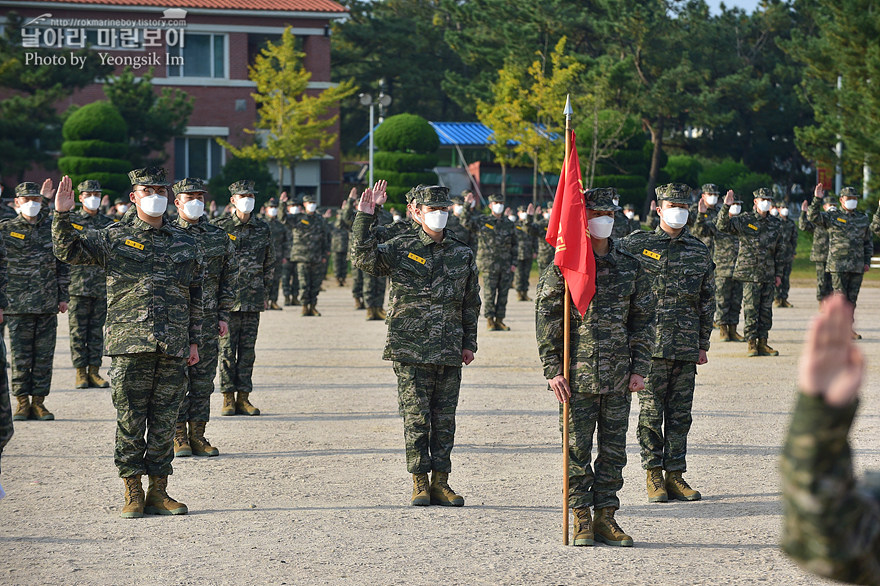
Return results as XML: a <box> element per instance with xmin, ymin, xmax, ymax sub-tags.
<box><xmin>544</xmin><ymin>131</ymin><xmax>595</xmax><ymax>316</ymax></box>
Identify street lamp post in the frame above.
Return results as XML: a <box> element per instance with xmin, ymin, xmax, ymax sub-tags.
<box><xmin>359</xmin><ymin>90</ymin><xmax>392</xmax><ymax>189</ymax></box>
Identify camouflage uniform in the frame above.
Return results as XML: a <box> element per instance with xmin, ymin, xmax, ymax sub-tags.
<box><xmin>2</xmin><ymin>184</ymin><xmax>70</xmax><ymax>401</ymax></box>
<box><xmin>330</xmin><ymin>211</ymin><xmax>351</xmax><ymax>284</ymax></box>
<box><xmin>611</xmin><ymin>209</ymin><xmax>635</xmax><ymax>239</ymax></box>
<box><xmin>799</xmin><ymin>207</ymin><xmax>832</xmax><ymax>301</ymax></box>
<box><xmin>361</xmin><ymin>206</ymin><xmax>395</xmax><ymax>309</ymax></box>
<box><xmin>513</xmin><ymin>206</ymin><xmax>541</xmax><ymax>297</ymax></box>
<box><xmin>52</xmin><ymin>167</ymin><xmax>204</xmax><ymax>479</ymax></box>
<box><xmin>447</xmin><ymin>197</ymin><xmax>475</xmax><ymax>253</ymax></box>
<box><xmin>536</xmin><ymin>191</ymin><xmax>654</xmax><ymax>510</ymax></box>
<box><xmin>806</xmin><ymin>188</ymin><xmax>874</xmax><ymax>307</ymax></box>
<box><xmin>774</xmin><ymin>209</ymin><xmax>799</xmax><ymax>304</ymax></box>
<box><xmin>621</xmin><ymin>184</ymin><xmax>714</xmax><ymax>474</ymax></box>
<box><xmin>781</xmin><ymin>394</ymin><xmax>880</xmax><ymax>584</ymax></box>
<box><xmin>713</xmin><ymin>202</ymin><xmax>744</xmax><ymax>326</ymax></box>
<box><xmin>262</xmin><ymin>198</ymin><xmax>290</xmax><ymax>307</ymax></box>
<box><xmin>288</xmin><ymin>195</ymin><xmax>331</xmax><ymax>309</ymax></box>
<box><xmin>280</xmin><ymin>196</ymin><xmax>302</xmax><ymax>304</ymax></box>
<box><xmin>350</xmin><ymin>186</ymin><xmax>480</xmax><ymax>475</ymax></box>
<box><xmin>341</xmin><ymin>197</ymin><xmax>366</xmax><ymax>305</ymax></box>
<box><xmin>535</xmin><ymin>213</ymin><xmax>556</xmax><ymax>274</ymax></box>
<box><xmin>0</xmin><ymin>240</ymin><xmax>10</xmax><ymax>472</ymax></box>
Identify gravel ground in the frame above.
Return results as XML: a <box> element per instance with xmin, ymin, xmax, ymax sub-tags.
<box><xmin>1</xmin><ymin>282</ymin><xmax>878</xmax><ymax>585</ymax></box>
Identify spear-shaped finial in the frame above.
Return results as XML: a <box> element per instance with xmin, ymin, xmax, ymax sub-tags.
<box><xmin>563</xmin><ymin>94</ymin><xmax>572</xmax><ymax>118</ymax></box>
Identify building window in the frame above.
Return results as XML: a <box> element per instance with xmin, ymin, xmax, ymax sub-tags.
<box><xmin>167</xmin><ymin>33</ymin><xmax>226</xmax><ymax>78</ymax></box>
<box><xmin>175</xmin><ymin>137</ymin><xmax>224</xmax><ymax>179</ymax></box>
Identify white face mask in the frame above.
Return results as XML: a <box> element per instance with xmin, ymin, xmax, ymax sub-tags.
<box><xmin>235</xmin><ymin>196</ymin><xmax>255</xmax><ymax>213</ymax></box>
<box><xmin>704</xmin><ymin>194</ymin><xmax>718</xmax><ymax>206</ymax></box>
<box><xmin>769</xmin><ymin>208</ymin><xmax>778</xmax><ymax>216</ymax></box>
<box><xmin>453</xmin><ymin>204</ymin><xmax>463</xmax><ymax>216</ymax></box>
<box><xmin>305</xmin><ymin>202</ymin><xmax>318</xmax><ymax>213</ymax></box>
<box><xmin>138</xmin><ymin>194</ymin><xmax>167</xmax><ymax>217</ymax></box>
<box><xmin>392</xmin><ymin>214</ymin><xmax>402</xmax><ymax>222</ymax></box>
<box><xmin>266</xmin><ymin>207</ymin><xmax>278</xmax><ymax>218</ymax></box>
<box><xmin>612</xmin><ymin>197</ymin><xmax>620</xmax><ymax>206</ymax></box>
<box><xmin>729</xmin><ymin>204</ymin><xmax>742</xmax><ymax>216</ymax></box>
<box><xmin>660</xmin><ymin>207</ymin><xmax>689</xmax><ymax>229</ymax></box>
<box><xmin>118</xmin><ymin>204</ymin><xmax>129</xmax><ymax>214</ymax></box>
<box><xmin>825</xmin><ymin>205</ymin><xmax>837</xmax><ymax>212</ymax></box>
<box><xmin>756</xmin><ymin>199</ymin><xmax>772</xmax><ymax>213</ymax></box>
<box><xmin>19</xmin><ymin>201</ymin><xmax>42</xmax><ymax>217</ymax></box>
<box><xmin>82</xmin><ymin>195</ymin><xmax>102</xmax><ymax>211</ymax></box>
<box><xmin>182</xmin><ymin>199</ymin><xmax>205</xmax><ymax>220</ymax></box>
<box><xmin>587</xmin><ymin>215</ymin><xmax>614</xmax><ymax>239</ymax></box>
<box><xmin>842</xmin><ymin>199</ymin><xmax>858</xmax><ymax>210</ymax></box>
<box><xmin>491</xmin><ymin>203</ymin><xmax>505</xmax><ymax>215</ymax></box>
<box><xmin>543</xmin><ymin>212</ymin><xmax>550</xmax><ymax>220</ymax></box>
<box><xmin>290</xmin><ymin>206</ymin><xmax>302</xmax><ymax>215</ymax></box>
<box><xmin>779</xmin><ymin>208</ymin><xmax>789</xmax><ymax>217</ymax></box>
<box><xmin>624</xmin><ymin>211</ymin><xmax>635</xmax><ymax>220</ymax></box>
<box><xmin>507</xmin><ymin>214</ymin><xmax>516</xmax><ymax>222</ymax></box>
<box><xmin>517</xmin><ymin>211</ymin><xmax>528</xmax><ymax>221</ymax></box>
<box><xmin>422</xmin><ymin>210</ymin><xmax>448</xmax><ymax>231</ymax></box>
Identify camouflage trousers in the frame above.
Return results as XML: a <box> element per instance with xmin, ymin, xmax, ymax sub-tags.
<box><xmin>364</xmin><ymin>272</ymin><xmax>387</xmax><ymax>308</ymax></box>
<box><xmin>815</xmin><ymin>264</ymin><xmax>832</xmax><ymax>301</ymax></box>
<box><xmin>219</xmin><ymin>311</ymin><xmax>260</xmax><ymax>395</ymax></box>
<box><xmin>6</xmin><ymin>313</ymin><xmax>57</xmax><ymax>397</ymax></box>
<box><xmin>638</xmin><ymin>358</ymin><xmax>696</xmax><ymax>472</ymax></box>
<box><xmin>68</xmin><ymin>295</ymin><xmax>107</xmax><ymax>368</ymax></box>
<box><xmin>515</xmin><ymin>259</ymin><xmax>532</xmax><ymax>294</ymax></box>
<box><xmin>269</xmin><ymin>256</ymin><xmax>284</xmax><ymax>303</ymax></box>
<box><xmin>537</xmin><ymin>247</ymin><xmax>555</xmax><ymax>275</ymax></box>
<box><xmin>714</xmin><ymin>276</ymin><xmax>743</xmax><ymax>325</ymax></box>
<box><xmin>0</xmin><ymin>336</ymin><xmax>12</xmax><ymax>475</ymax></box>
<box><xmin>481</xmin><ymin>267</ymin><xmax>515</xmax><ymax>320</ymax></box>
<box><xmin>392</xmin><ymin>361</ymin><xmax>461</xmax><ymax>474</ymax></box>
<box><xmin>297</xmin><ymin>261</ymin><xmax>324</xmax><ymax>306</ymax></box>
<box><xmin>775</xmin><ymin>260</ymin><xmax>794</xmax><ymax>302</ymax></box>
<box><xmin>831</xmin><ymin>272</ymin><xmax>864</xmax><ymax>308</ymax></box>
<box><xmin>333</xmin><ymin>251</ymin><xmax>348</xmax><ymax>281</ymax></box>
<box><xmin>109</xmin><ymin>352</ymin><xmax>187</xmax><ymax>478</ymax></box>
<box><xmin>562</xmin><ymin>391</ymin><xmax>632</xmax><ymax>510</ymax></box>
<box><xmin>742</xmin><ymin>281</ymin><xmax>774</xmax><ymax>340</ymax></box>
<box><xmin>178</xmin><ymin>336</ymin><xmax>219</xmax><ymax>423</ymax></box>
<box><xmin>281</xmin><ymin>261</ymin><xmax>299</xmax><ymax>298</ymax></box>
<box><xmin>351</xmin><ymin>267</ymin><xmax>364</xmax><ymax>299</ymax></box>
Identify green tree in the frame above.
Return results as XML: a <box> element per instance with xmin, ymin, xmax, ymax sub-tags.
<box><xmin>476</xmin><ymin>65</ymin><xmax>528</xmax><ymax>196</ymax></box>
<box><xmin>373</xmin><ymin>113</ymin><xmax>439</xmax><ymax>202</ymax></box>
<box><xmin>57</xmin><ymin>101</ymin><xmax>131</xmax><ymax>197</ymax></box>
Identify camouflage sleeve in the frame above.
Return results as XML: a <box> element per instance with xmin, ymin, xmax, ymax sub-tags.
<box><xmin>806</xmin><ymin>197</ymin><xmax>828</xmax><ymax>228</ymax></box>
<box><xmin>52</xmin><ymin>211</ymin><xmax>108</xmax><ymax>267</ymax></box>
<box><xmin>715</xmin><ymin>204</ymin><xmax>739</xmax><ymax>235</ymax></box>
<box><xmin>864</xmin><ymin>223</ymin><xmax>874</xmax><ymax>269</ymax></box>
<box><xmin>281</xmin><ymin>226</ymin><xmax>292</xmax><ymax>259</ymax></box>
<box><xmin>789</xmin><ymin>223</ymin><xmax>800</xmax><ymax>259</ymax></box>
<box><xmin>871</xmin><ymin>206</ymin><xmax>880</xmax><ymax>236</ymax></box>
<box><xmin>698</xmin><ymin>262</ymin><xmax>715</xmax><ymax>351</ymax></box>
<box><xmin>351</xmin><ymin>211</ymin><xmax>392</xmax><ymax>277</ymax></box>
<box><xmin>0</xmin><ymin>237</ymin><xmax>6</xmax><ymax>309</ymax></box>
<box><xmin>263</xmin><ymin>234</ymin><xmax>276</xmax><ymax>294</ymax></box>
<box><xmin>323</xmin><ymin>220</ymin><xmax>332</xmax><ymax>256</ymax></box>
<box><xmin>773</xmin><ymin>231</ymin><xmax>785</xmax><ymax>279</ymax></box>
<box><xmin>217</xmin><ymin>238</ymin><xmax>237</xmax><ymax>324</ymax></box>
<box><xmin>627</xmin><ymin>264</ymin><xmax>655</xmax><ymax>377</ymax></box>
<box><xmin>460</xmin><ymin>205</ymin><xmax>480</xmax><ymax>232</ymax></box>
<box><xmin>781</xmin><ymin>393</ymin><xmax>880</xmax><ymax>584</ymax></box>
<box><xmin>535</xmin><ymin>263</ymin><xmax>565</xmax><ymax>380</ymax></box>
<box><xmin>56</xmin><ymin>257</ymin><xmax>70</xmax><ymax>304</ymax></box>
<box><xmin>798</xmin><ymin>213</ymin><xmax>814</xmax><ymax>233</ymax></box>
<box><xmin>188</xmin><ymin>256</ymin><xmax>205</xmax><ymax>348</ymax></box>
<box><xmin>340</xmin><ymin>198</ymin><xmax>356</xmax><ymax>230</ymax></box>
<box><xmin>462</xmin><ymin>252</ymin><xmax>481</xmax><ymax>353</ymax></box>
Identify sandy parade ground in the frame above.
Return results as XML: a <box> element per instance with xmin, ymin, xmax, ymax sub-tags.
<box><xmin>1</xmin><ymin>281</ymin><xmax>878</xmax><ymax>585</ymax></box>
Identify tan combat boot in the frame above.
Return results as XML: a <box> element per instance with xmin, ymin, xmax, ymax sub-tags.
<box><xmin>221</xmin><ymin>392</ymin><xmax>236</xmax><ymax>416</ymax></box>
<box><xmin>780</xmin><ymin>299</ymin><xmax>793</xmax><ymax>308</ymax></box>
<box><xmin>572</xmin><ymin>508</ymin><xmax>594</xmax><ymax>546</ymax></box>
<box><xmin>593</xmin><ymin>507</ymin><xmax>633</xmax><ymax>547</ymax></box>
<box><xmin>429</xmin><ymin>471</ymin><xmax>464</xmax><ymax>507</ymax></box>
<box><xmin>31</xmin><ymin>396</ymin><xmax>54</xmax><ymax>421</ymax></box>
<box><xmin>852</xmin><ymin>330</ymin><xmax>862</xmax><ymax>340</ymax></box>
<box><xmin>354</xmin><ymin>297</ymin><xmax>365</xmax><ymax>310</ymax></box>
<box><xmin>729</xmin><ymin>326</ymin><xmax>746</xmax><ymax>342</ymax></box>
<box><xmin>494</xmin><ymin>320</ymin><xmax>511</xmax><ymax>331</ymax></box>
<box><xmin>365</xmin><ymin>307</ymin><xmax>376</xmax><ymax>320</ymax></box>
<box><xmin>411</xmin><ymin>473</ymin><xmax>430</xmax><ymax>506</ymax></box>
<box><xmin>236</xmin><ymin>392</ymin><xmax>260</xmax><ymax>416</ymax></box>
<box><xmin>75</xmin><ymin>367</ymin><xmax>89</xmax><ymax>389</ymax></box>
<box><xmin>718</xmin><ymin>325</ymin><xmax>731</xmax><ymax>342</ymax></box>
<box><xmin>747</xmin><ymin>339</ymin><xmax>759</xmax><ymax>357</ymax></box>
<box><xmin>290</xmin><ymin>297</ymin><xmax>301</xmax><ymax>306</ymax></box>
<box><xmin>309</xmin><ymin>305</ymin><xmax>322</xmax><ymax>317</ymax></box>
<box><xmin>646</xmin><ymin>467</ymin><xmax>668</xmax><ymax>503</ymax></box>
<box><xmin>665</xmin><ymin>470</ymin><xmax>701</xmax><ymax>501</ymax></box>
<box><xmin>189</xmin><ymin>422</ymin><xmax>219</xmax><ymax>457</ymax></box>
<box><xmin>144</xmin><ymin>475</ymin><xmax>188</xmax><ymax>515</ymax></box>
<box><xmin>88</xmin><ymin>366</ymin><xmax>110</xmax><ymax>388</ymax></box>
<box><xmin>301</xmin><ymin>304</ymin><xmax>310</xmax><ymax>316</ymax></box>
<box><xmin>13</xmin><ymin>395</ymin><xmax>30</xmax><ymax>421</ymax></box>
<box><xmin>376</xmin><ymin>307</ymin><xmax>387</xmax><ymax>320</ymax></box>
<box><xmin>269</xmin><ymin>300</ymin><xmax>282</xmax><ymax>310</ymax></box>
<box><xmin>487</xmin><ymin>317</ymin><xmax>497</xmax><ymax>331</ymax></box>
<box><xmin>757</xmin><ymin>338</ymin><xmax>779</xmax><ymax>356</ymax></box>
<box><xmin>284</xmin><ymin>295</ymin><xmax>293</xmax><ymax>306</ymax></box>
<box><xmin>517</xmin><ymin>290</ymin><xmax>527</xmax><ymax>301</ymax></box>
<box><xmin>121</xmin><ymin>475</ymin><xmax>145</xmax><ymax>519</ymax></box>
<box><xmin>174</xmin><ymin>422</ymin><xmax>192</xmax><ymax>457</ymax></box>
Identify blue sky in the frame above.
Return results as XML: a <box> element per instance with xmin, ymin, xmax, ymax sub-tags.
<box><xmin>706</xmin><ymin>0</ymin><xmax>761</xmax><ymax>14</ymax></box>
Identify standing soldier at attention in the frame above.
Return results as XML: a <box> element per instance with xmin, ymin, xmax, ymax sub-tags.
<box><xmin>288</xmin><ymin>194</ymin><xmax>330</xmax><ymax>316</ymax></box>
<box><xmin>773</xmin><ymin>196</ymin><xmax>799</xmax><ymax>308</ymax></box>
<box><xmin>714</xmin><ymin>196</ymin><xmax>745</xmax><ymax>341</ymax></box>
<box><xmin>536</xmin><ymin>188</ymin><xmax>654</xmax><ymax>547</ymax></box>
<box><xmin>622</xmin><ymin>204</ymin><xmax>641</xmax><ymax>233</ymax></box>
<box><xmin>330</xmin><ymin>203</ymin><xmax>352</xmax><ymax>287</ymax></box>
<box><xmin>462</xmin><ymin>192</ymin><xmax>517</xmax><ymax>331</ymax></box>
<box><xmin>280</xmin><ymin>193</ymin><xmax>302</xmax><ymax>306</ymax></box>
<box><xmin>688</xmin><ymin>184</ymin><xmax>721</xmax><ymax>257</ymax></box>
<box><xmin>513</xmin><ymin>204</ymin><xmax>540</xmax><ymax>302</ymax></box>
<box><xmin>535</xmin><ymin>204</ymin><xmax>555</xmax><ymax>274</ymax></box>
<box><xmin>68</xmin><ymin>180</ymin><xmax>115</xmax><ymax>389</ymax></box>
<box><xmin>799</xmin><ymin>198</ymin><xmax>834</xmax><ymax>304</ymax></box>
<box><xmin>446</xmin><ymin>194</ymin><xmax>474</xmax><ymax>253</ymax></box>
<box><xmin>212</xmin><ymin>180</ymin><xmax>275</xmax><ymax>416</ymax></box>
<box><xmin>262</xmin><ymin>197</ymin><xmax>289</xmax><ymax>311</ymax></box>
<box><xmin>351</xmin><ymin>181</ymin><xmax>480</xmax><ymax>507</ymax></box>
<box><xmin>717</xmin><ymin>188</ymin><xmax>784</xmax><ymax>357</ymax></box>
<box><xmin>53</xmin><ymin>170</ymin><xmax>203</xmax><ymax>518</ymax></box>
<box><xmin>620</xmin><ymin>183</ymin><xmax>714</xmax><ymax>503</ymax></box>
<box><xmin>0</xmin><ymin>232</ymin><xmax>10</xmax><ymax>478</ymax></box>
<box><xmin>172</xmin><ymin>178</ymin><xmax>236</xmax><ymax>458</ymax></box>
<box><xmin>3</xmin><ymin>182</ymin><xmax>70</xmax><ymax>421</ymax></box>
<box><xmin>807</xmin><ymin>185</ymin><xmax>873</xmax><ymax>339</ymax></box>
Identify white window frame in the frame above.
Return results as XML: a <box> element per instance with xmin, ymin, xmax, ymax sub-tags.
<box><xmin>166</xmin><ymin>32</ymin><xmax>228</xmax><ymax>80</ymax></box>
<box><xmin>176</xmin><ymin>133</ymin><xmax>227</xmax><ymax>179</ymax></box>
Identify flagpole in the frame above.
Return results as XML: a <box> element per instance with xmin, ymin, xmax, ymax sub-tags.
<box><xmin>561</xmin><ymin>95</ymin><xmax>572</xmax><ymax>546</ymax></box>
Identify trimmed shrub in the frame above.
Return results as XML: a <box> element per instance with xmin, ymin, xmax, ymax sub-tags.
<box><xmin>61</xmin><ymin>140</ymin><xmax>129</xmax><ymax>159</ymax></box>
<box><xmin>372</xmin><ymin>113</ymin><xmax>439</xmax><ymax>205</ymax></box>
<box><xmin>57</xmin><ymin>156</ymin><xmax>131</xmax><ymax>175</ymax></box>
<box><xmin>62</xmin><ymin>101</ymin><xmax>127</xmax><ymax>143</ymax></box>
<box><xmin>58</xmin><ymin>101</ymin><xmax>130</xmax><ymax>198</ymax></box>
<box><xmin>374</xmin><ymin>114</ymin><xmax>439</xmax><ymax>154</ymax></box>
<box><xmin>373</xmin><ymin>151</ymin><xmax>438</xmax><ymax>173</ymax></box>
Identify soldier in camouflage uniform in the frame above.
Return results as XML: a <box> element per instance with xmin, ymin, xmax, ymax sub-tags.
<box><xmin>52</xmin><ymin>169</ymin><xmax>203</xmax><ymax>518</ymax></box>
<box><xmin>212</xmin><ymin>180</ymin><xmax>275</xmax><ymax>417</ymax></box>
<box><xmin>351</xmin><ymin>181</ymin><xmax>480</xmax><ymax>507</ymax></box>
<box><xmin>717</xmin><ymin>188</ymin><xmax>785</xmax><ymax>357</ymax></box>
<box><xmin>622</xmin><ymin>204</ymin><xmax>641</xmax><ymax>233</ymax></box>
<box><xmin>362</xmin><ymin>201</ymin><xmax>394</xmax><ymax>320</ymax></box>
<box><xmin>341</xmin><ymin>193</ymin><xmax>368</xmax><ymax>310</ymax></box>
<box><xmin>798</xmin><ymin>198</ymin><xmax>834</xmax><ymax>302</ymax></box>
<box><xmin>0</xmin><ymin>235</ymin><xmax>10</xmax><ymax>478</ymax></box>
<box><xmin>781</xmin><ymin>293</ymin><xmax>877</xmax><ymax>584</ymax></box>
<box><xmin>288</xmin><ymin>194</ymin><xmax>330</xmax><ymax>316</ymax></box>
<box><xmin>535</xmin><ymin>204</ymin><xmax>556</xmax><ymax>274</ymax></box>
<box><xmin>714</xmin><ymin>196</ymin><xmax>745</xmax><ymax>341</ymax></box>
<box><xmin>620</xmin><ymin>183</ymin><xmax>714</xmax><ymax>503</ymax></box>
<box><xmin>3</xmin><ymin>182</ymin><xmax>70</xmax><ymax>422</ymax></box>
<box><xmin>280</xmin><ymin>194</ymin><xmax>302</xmax><ymax>306</ymax></box>
<box><xmin>807</xmin><ymin>185</ymin><xmax>873</xmax><ymax>339</ymax></box>
<box><xmin>536</xmin><ymin>188</ymin><xmax>654</xmax><ymax>547</ymax></box>
<box><xmin>773</xmin><ymin>196</ymin><xmax>799</xmax><ymax>308</ymax></box>
<box><xmin>687</xmin><ymin>184</ymin><xmax>721</xmax><ymax>256</ymax></box>
<box><xmin>68</xmin><ymin>180</ymin><xmax>115</xmax><ymax>389</ymax></box>
<box><xmin>446</xmin><ymin>195</ymin><xmax>474</xmax><ymax>253</ymax></box>
<box><xmin>461</xmin><ymin>192</ymin><xmax>517</xmax><ymax>331</ymax></box>
<box><xmin>330</xmin><ymin>204</ymin><xmax>352</xmax><ymax>287</ymax></box>
<box><xmin>262</xmin><ymin>197</ymin><xmax>289</xmax><ymax>310</ymax></box>
<box><xmin>513</xmin><ymin>204</ymin><xmax>540</xmax><ymax>301</ymax></box>
<box><xmin>172</xmin><ymin>178</ymin><xmax>236</xmax><ymax>458</ymax></box>
<box><xmin>647</xmin><ymin>200</ymin><xmax>661</xmax><ymax>231</ymax></box>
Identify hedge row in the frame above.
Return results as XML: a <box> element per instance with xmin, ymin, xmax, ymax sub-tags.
<box><xmin>62</xmin><ymin>140</ymin><xmax>129</xmax><ymax>159</ymax></box>
<box><xmin>373</xmin><ymin>151</ymin><xmax>438</xmax><ymax>173</ymax></box>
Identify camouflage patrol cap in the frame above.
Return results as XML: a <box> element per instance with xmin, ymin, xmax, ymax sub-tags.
<box><xmin>15</xmin><ymin>182</ymin><xmax>41</xmax><ymax>197</ymax></box>
<box><xmin>229</xmin><ymin>180</ymin><xmax>257</xmax><ymax>196</ymax></box>
<box><xmin>701</xmin><ymin>183</ymin><xmax>719</xmax><ymax>194</ymax></box>
<box><xmin>266</xmin><ymin>197</ymin><xmax>278</xmax><ymax>207</ymax></box>
<box><xmin>460</xmin><ymin>189</ymin><xmax>471</xmax><ymax>198</ymax></box>
<box><xmin>77</xmin><ymin>179</ymin><xmax>102</xmax><ymax>193</ymax></box>
<box><xmin>752</xmin><ymin>187</ymin><xmax>773</xmax><ymax>200</ymax></box>
<box><xmin>624</xmin><ymin>203</ymin><xmax>635</xmax><ymax>211</ymax></box>
<box><xmin>840</xmin><ymin>186</ymin><xmax>858</xmax><ymax>198</ymax></box>
<box><xmin>302</xmin><ymin>194</ymin><xmax>317</xmax><ymax>203</ymax></box>
<box><xmin>412</xmin><ymin>185</ymin><xmax>453</xmax><ymax>208</ymax></box>
<box><xmin>450</xmin><ymin>194</ymin><xmax>464</xmax><ymax>205</ymax></box>
<box><xmin>488</xmin><ymin>193</ymin><xmax>505</xmax><ymax>203</ymax></box>
<box><xmin>584</xmin><ymin>187</ymin><xmax>621</xmax><ymax>211</ymax></box>
<box><xmin>517</xmin><ymin>205</ymin><xmax>528</xmax><ymax>213</ymax></box>
<box><xmin>288</xmin><ymin>193</ymin><xmax>303</xmax><ymax>205</ymax></box>
<box><xmin>172</xmin><ymin>177</ymin><xmax>207</xmax><ymax>195</ymax></box>
<box><xmin>655</xmin><ymin>183</ymin><xmax>691</xmax><ymax>205</ymax></box>
<box><xmin>405</xmin><ymin>185</ymin><xmax>426</xmax><ymax>204</ymax></box>
<box><xmin>129</xmin><ymin>167</ymin><xmax>169</xmax><ymax>187</ymax></box>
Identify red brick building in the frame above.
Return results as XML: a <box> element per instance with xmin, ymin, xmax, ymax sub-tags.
<box><xmin>2</xmin><ymin>0</ymin><xmax>348</xmax><ymax>204</ymax></box>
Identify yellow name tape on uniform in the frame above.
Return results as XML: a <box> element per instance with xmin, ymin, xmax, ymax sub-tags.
<box><xmin>748</xmin><ymin>223</ymin><xmax>758</xmax><ymax>231</ymax></box>
<box><xmin>642</xmin><ymin>249</ymin><xmax>661</xmax><ymax>261</ymax></box>
<box><xmin>9</xmin><ymin>232</ymin><xmax>24</xmax><ymax>240</ymax></box>
<box><xmin>407</xmin><ymin>252</ymin><xmax>427</xmax><ymax>265</ymax></box>
<box><xmin>71</xmin><ymin>223</ymin><xmax>84</xmax><ymax>231</ymax></box>
<box><xmin>484</xmin><ymin>223</ymin><xmax>495</xmax><ymax>230</ymax></box>
<box><xmin>301</xmin><ymin>219</ymin><xmax>310</xmax><ymax>225</ymax></box>
<box><xmin>124</xmin><ymin>239</ymin><xmax>144</xmax><ymax>250</ymax></box>
<box><xmin>837</xmin><ymin>217</ymin><xmax>847</xmax><ymax>224</ymax></box>
<box><xmin>228</xmin><ymin>234</ymin><xmax>237</xmax><ymax>241</ymax></box>
<box><xmin>516</xmin><ymin>225</ymin><xmax>527</xmax><ymax>231</ymax></box>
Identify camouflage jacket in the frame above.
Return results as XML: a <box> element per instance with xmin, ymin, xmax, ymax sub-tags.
<box><xmin>535</xmin><ymin>241</ymin><xmax>654</xmax><ymax>393</ymax></box>
<box><xmin>717</xmin><ymin>206</ymin><xmax>784</xmax><ymax>283</ymax></box>
<box><xmin>176</xmin><ymin>215</ymin><xmax>236</xmax><ymax>326</ymax></box>
<box><xmin>1</xmin><ymin>211</ymin><xmax>70</xmax><ymax>314</ymax></box>
<box><xmin>514</xmin><ymin>216</ymin><xmax>541</xmax><ymax>260</ymax></box>
<box><xmin>807</xmin><ymin>198</ymin><xmax>873</xmax><ymax>273</ymax></box>
<box><xmin>52</xmin><ymin>211</ymin><xmax>203</xmax><ymax>357</ymax></box>
<box><xmin>68</xmin><ymin>210</ymin><xmax>114</xmax><ymax>298</ymax></box>
<box><xmin>288</xmin><ymin>212</ymin><xmax>331</xmax><ymax>263</ymax></box>
<box><xmin>798</xmin><ymin>212</ymin><xmax>829</xmax><ymax>263</ymax></box>
<box><xmin>446</xmin><ymin>214</ymin><xmax>475</xmax><ymax>251</ymax></box>
<box><xmin>777</xmin><ymin>216</ymin><xmax>799</xmax><ymax>262</ymax></box>
<box><xmin>535</xmin><ymin>217</ymin><xmax>556</xmax><ymax>266</ymax></box>
<box><xmin>330</xmin><ymin>216</ymin><xmax>350</xmax><ymax>253</ymax></box>
<box><xmin>263</xmin><ymin>216</ymin><xmax>291</xmax><ymax>260</ymax></box>
<box><xmin>461</xmin><ymin>209</ymin><xmax>518</xmax><ymax>272</ymax></box>
<box><xmin>620</xmin><ymin>227</ymin><xmax>714</xmax><ymax>362</ymax></box>
<box><xmin>648</xmin><ymin>213</ymin><xmax>660</xmax><ymax>231</ymax></box>
<box><xmin>211</xmin><ymin>212</ymin><xmax>275</xmax><ymax>312</ymax></box>
<box><xmin>781</xmin><ymin>394</ymin><xmax>880</xmax><ymax>585</ymax></box>
<box><xmin>712</xmin><ymin>228</ymin><xmax>740</xmax><ymax>278</ymax></box>
<box><xmin>0</xmin><ymin>234</ymin><xmax>7</xmax><ymax>309</ymax></box>
<box><xmin>688</xmin><ymin>204</ymin><xmax>720</xmax><ymax>258</ymax></box>
<box><xmin>351</xmin><ymin>211</ymin><xmax>481</xmax><ymax>366</ymax></box>
<box><xmin>611</xmin><ymin>210</ymin><xmax>637</xmax><ymax>240</ymax></box>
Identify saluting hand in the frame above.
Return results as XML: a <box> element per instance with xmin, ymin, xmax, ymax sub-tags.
<box><xmin>279</xmin><ymin>191</ymin><xmax>289</xmax><ymax>203</ymax></box>
<box><xmin>801</xmin><ymin>200</ymin><xmax>808</xmax><ymax>212</ymax></box>
<box><xmin>814</xmin><ymin>183</ymin><xmax>825</xmax><ymax>199</ymax></box>
<box><xmin>55</xmin><ymin>175</ymin><xmax>75</xmax><ymax>212</ymax></box>
<box><xmin>357</xmin><ymin>187</ymin><xmax>375</xmax><ymax>214</ymax></box>
<box><xmin>650</xmin><ymin>200</ymin><xmax>657</xmax><ymax>212</ymax></box>
<box><xmin>698</xmin><ymin>198</ymin><xmax>707</xmax><ymax>214</ymax></box>
<box><xmin>464</xmin><ymin>192</ymin><xmax>476</xmax><ymax>208</ymax></box>
<box><xmin>724</xmin><ymin>190</ymin><xmax>735</xmax><ymax>206</ymax></box>
<box><xmin>41</xmin><ymin>178</ymin><xmax>55</xmax><ymax>200</ymax></box>
<box><xmin>527</xmin><ymin>202</ymin><xmax>535</xmax><ymax>216</ymax></box>
<box><xmin>373</xmin><ymin>180</ymin><xmax>388</xmax><ymax>206</ymax></box>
